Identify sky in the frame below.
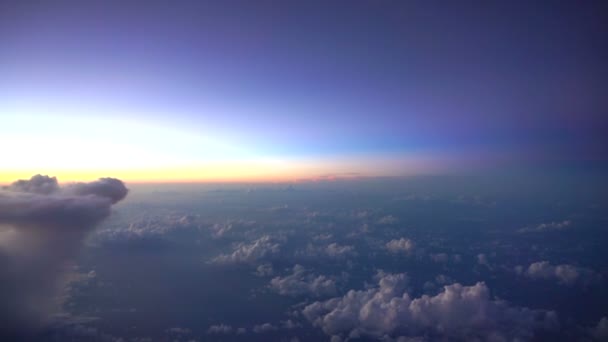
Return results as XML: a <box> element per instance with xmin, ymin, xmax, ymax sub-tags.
<box><xmin>1</xmin><ymin>1</ymin><xmax>607</xmax><ymax>182</ymax></box>
<box><xmin>1</xmin><ymin>3</ymin><xmax>608</xmax><ymax>340</ymax></box>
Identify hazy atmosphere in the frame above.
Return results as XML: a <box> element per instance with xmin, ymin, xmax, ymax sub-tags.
<box><xmin>1</xmin><ymin>1</ymin><xmax>607</xmax><ymax>341</ymax></box>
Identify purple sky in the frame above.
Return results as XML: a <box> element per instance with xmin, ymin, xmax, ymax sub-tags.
<box><xmin>1</xmin><ymin>1</ymin><xmax>606</xmax><ymax>180</ymax></box>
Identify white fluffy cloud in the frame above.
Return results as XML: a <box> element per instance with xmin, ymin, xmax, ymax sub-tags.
<box><xmin>386</xmin><ymin>238</ymin><xmax>415</xmax><ymax>254</ymax></box>
<box><xmin>210</xmin><ymin>235</ymin><xmax>280</xmax><ymax>264</ymax></box>
<box><xmin>517</xmin><ymin>261</ymin><xmax>598</xmax><ymax>286</ymax></box>
<box><xmin>269</xmin><ymin>265</ymin><xmax>337</xmax><ymax>297</ymax></box>
<box><xmin>303</xmin><ymin>272</ymin><xmax>558</xmax><ymax>340</ymax></box>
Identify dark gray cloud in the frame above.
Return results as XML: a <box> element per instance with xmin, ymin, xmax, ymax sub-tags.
<box><xmin>0</xmin><ymin>192</ymin><xmax>113</xmax><ymax>228</ymax></box>
<box><xmin>65</xmin><ymin>177</ymin><xmax>129</xmax><ymax>204</ymax></box>
<box><xmin>0</xmin><ymin>175</ymin><xmax>128</xmax><ymax>338</ymax></box>
<box><xmin>3</xmin><ymin>175</ymin><xmax>128</xmax><ymax>205</ymax></box>
<box><xmin>3</xmin><ymin>174</ymin><xmax>59</xmax><ymax>195</ymax></box>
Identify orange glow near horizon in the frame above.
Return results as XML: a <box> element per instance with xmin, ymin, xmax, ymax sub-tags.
<box><xmin>0</xmin><ymin>113</ymin><xmax>449</xmax><ymax>185</ymax></box>
<box><xmin>0</xmin><ymin>156</ymin><xmax>440</xmax><ymax>184</ymax></box>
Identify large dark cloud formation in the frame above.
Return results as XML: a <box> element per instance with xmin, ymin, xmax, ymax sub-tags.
<box><xmin>0</xmin><ymin>175</ymin><xmax>128</xmax><ymax>339</ymax></box>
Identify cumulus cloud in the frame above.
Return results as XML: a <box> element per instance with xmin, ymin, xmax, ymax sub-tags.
<box><xmin>302</xmin><ymin>272</ymin><xmax>558</xmax><ymax>340</ymax></box>
<box><xmin>255</xmin><ymin>263</ymin><xmax>274</xmax><ymax>277</ymax></box>
<box><xmin>208</xmin><ymin>219</ymin><xmax>257</xmax><ymax>239</ymax></box>
<box><xmin>386</xmin><ymin>238</ymin><xmax>415</xmax><ymax>254</ymax></box>
<box><xmin>3</xmin><ymin>174</ymin><xmax>59</xmax><ymax>194</ymax></box>
<box><xmin>0</xmin><ymin>175</ymin><xmax>128</xmax><ymax>338</ymax></box>
<box><xmin>2</xmin><ymin>175</ymin><xmax>127</xmax><ymax>205</ymax></box>
<box><xmin>325</xmin><ymin>243</ymin><xmax>356</xmax><ymax>257</ymax></box>
<box><xmin>423</xmin><ymin>274</ymin><xmax>455</xmax><ymax>294</ymax></box>
<box><xmin>517</xmin><ymin>261</ymin><xmax>598</xmax><ymax>286</ymax></box>
<box><xmin>64</xmin><ymin>178</ymin><xmax>128</xmax><ymax>204</ymax></box>
<box><xmin>299</xmin><ymin>242</ymin><xmax>356</xmax><ymax>259</ymax></box>
<box><xmin>210</xmin><ymin>235</ymin><xmax>280</xmax><ymax>264</ymax></box>
<box><xmin>269</xmin><ymin>265</ymin><xmax>337</xmax><ymax>297</ymax></box>
<box><xmin>434</xmin><ymin>274</ymin><xmax>452</xmax><ymax>284</ymax></box>
<box><xmin>518</xmin><ymin>220</ymin><xmax>572</xmax><ymax>233</ymax></box>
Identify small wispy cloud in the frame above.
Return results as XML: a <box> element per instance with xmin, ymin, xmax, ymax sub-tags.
<box><xmin>517</xmin><ymin>220</ymin><xmax>572</xmax><ymax>233</ymax></box>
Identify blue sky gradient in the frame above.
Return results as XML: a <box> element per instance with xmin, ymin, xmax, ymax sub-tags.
<box><xmin>1</xmin><ymin>1</ymin><xmax>606</xmax><ymax>181</ymax></box>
